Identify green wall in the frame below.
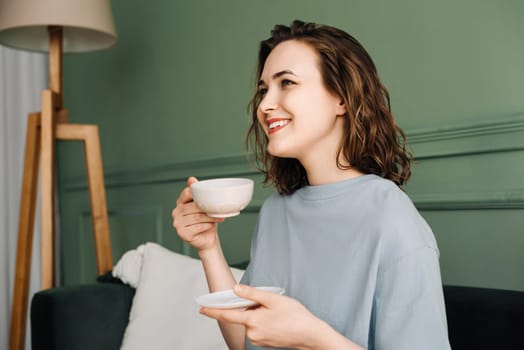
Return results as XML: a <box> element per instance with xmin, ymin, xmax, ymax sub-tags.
<box><xmin>58</xmin><ymin>0</ymin><xmax>524</xmax><ymax>290</ymax></box>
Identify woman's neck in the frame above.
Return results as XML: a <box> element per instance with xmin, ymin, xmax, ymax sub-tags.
<box><xmin>301</xmin><ymin>153</ymin><xmax>364</xmax><ymax>186</ymax></box>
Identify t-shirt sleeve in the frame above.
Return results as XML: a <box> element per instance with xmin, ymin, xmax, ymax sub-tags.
<box><xmin>372</xmin><ymin>247</ymin><xmax>451</xmax><ymax>350</ymax></box>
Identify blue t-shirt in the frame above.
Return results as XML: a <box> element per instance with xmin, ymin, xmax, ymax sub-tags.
<box><xmin>240</xmin><ymin>174</ymin><xmax>450</xmax><ymax>350</ymax></box>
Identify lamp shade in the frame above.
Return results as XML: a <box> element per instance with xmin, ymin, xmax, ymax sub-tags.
<box><xmin>0</xmin><ymin>0</ymin><xmax>117</xmax><ymax>53</ymax></box>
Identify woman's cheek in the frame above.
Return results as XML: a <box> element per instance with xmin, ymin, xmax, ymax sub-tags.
<box><xmin>257</xmin><ymin>115</ymin><xmax>268</xmax><ymax>135</ymax></box>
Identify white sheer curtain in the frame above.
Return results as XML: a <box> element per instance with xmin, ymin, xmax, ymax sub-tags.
<box><xmin>0</xmin><ymin>46</ymin><xmax>46</xmax><ymax>350</ymax></box>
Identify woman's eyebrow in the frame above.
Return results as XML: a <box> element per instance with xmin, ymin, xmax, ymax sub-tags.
<box><xmin>258</xmin><ymin>70</ymin><xmax>297</xmax><ymax>86</ymax></box>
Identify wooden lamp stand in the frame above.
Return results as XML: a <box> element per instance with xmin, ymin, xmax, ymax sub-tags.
<box><xmin>9</xmin><ymin>27</ymin><xmax>113</xmax><ymax>350</ymax></box>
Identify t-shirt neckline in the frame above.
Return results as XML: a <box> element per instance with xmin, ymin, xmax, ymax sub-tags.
<box><xmin>297</xmin><ymin>174</ymin><xmax>378</xmax><ymax>201</ymax></box>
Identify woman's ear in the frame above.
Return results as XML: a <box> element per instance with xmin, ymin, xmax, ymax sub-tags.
<box><xmin>336</xmin><ymin>100</ymin><xmax>347</xmax><ymax>116</ymax></box>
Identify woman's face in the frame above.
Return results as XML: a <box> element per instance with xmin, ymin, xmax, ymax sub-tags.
<box><xmin>256</xmin><ymin>40</ymin><xmax>346</xmax><ymax>164</ymax></box>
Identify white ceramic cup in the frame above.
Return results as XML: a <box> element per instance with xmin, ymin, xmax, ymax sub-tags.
<box><xmin>190</xmin><ymin>178</ymin><xmax>254</xmax><ymax>218</ymax></box>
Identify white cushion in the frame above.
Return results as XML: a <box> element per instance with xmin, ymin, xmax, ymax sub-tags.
<box><xmin>112</xmin><ymin>244</ymin><xmax>145</xmax><ymax>288</ymax></box>
<box><xmin>120</xmin><ymin>242</ymin><xmax>244</xmax><ymax>350</ymax></box>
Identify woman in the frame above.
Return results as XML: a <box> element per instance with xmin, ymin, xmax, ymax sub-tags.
<box><xmin>172</xmin><ymin>20</ymin><xmax>450</xmax><ymax>350</ymax></box>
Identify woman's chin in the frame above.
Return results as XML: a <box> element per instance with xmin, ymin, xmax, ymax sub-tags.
<box><xmin>267</xmin><ymin>145</ymin><xmax>292</xmax><ymax>158</ymax></box>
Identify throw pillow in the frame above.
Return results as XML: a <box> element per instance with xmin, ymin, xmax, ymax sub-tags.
<box><xmin>120</xmin><ymin>242</ymin><xmax>244</xmax><ymax>350</ymax></box>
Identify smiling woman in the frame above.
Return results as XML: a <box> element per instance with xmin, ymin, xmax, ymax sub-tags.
<box><xmin>255</xmin><ymin>41</ymin><xmax>348</xmax><ymax>174</ymax></box>
<box><xmin>247</xmin><ymin>22</ymin><xmax>411</xmax><ymax>195</ymax></box>
<box><xmin>172</xmin><ymin>20</ymin><xmax>450</xmax><ymax>350</ymax></box>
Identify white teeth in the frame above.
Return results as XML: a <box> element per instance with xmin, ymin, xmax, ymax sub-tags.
<box><xmin>268</xmin><ymin>120</ymin><xmax>290</xmax><ymax>129</ymax></box>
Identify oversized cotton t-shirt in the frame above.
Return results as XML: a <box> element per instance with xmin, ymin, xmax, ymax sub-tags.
<box><xmin>240</xmin><ymin>174</ymin><xmax>450</xmax><ymax>350</ymax></box>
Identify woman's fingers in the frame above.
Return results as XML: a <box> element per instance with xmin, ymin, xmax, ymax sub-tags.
<box><xmin>177</xmin><ymin>204</ymin><xmax>224</xmax><ymax>224</ymax></box>
<box><xmin>173</xmin><ymin>211</ymin><xmax>219</xmax><ymax>236</ymax></box>
<box><xmin>176</xmin><ymin>186</ymin><xmax>194</xmax><ymax>205</ymax></box>
<box><xmin>187</xmin><ymin>176</ymin><xmax>198</xmax><ymax>186</ymax></box>
<box><xmin>172</xmin><ymin>195</ymin><xmax>223</xmax><ymax>241</ymax></box>
<box><xmin>172</xmin><ymin>200</ymin><xmax>205</xmax><ymax>223</ymax></box>
<box><xmin>232</xmin><ymin>285</ymin><xmax>277</xmax><ymax>307</ymax></box>
<box><xmin>171</xmin><ymin>176</ymin><xmax>225</xmax><ymax>250</ymax></box>
<box><xmin>184</xmin><ymin>210</ymin><xmax>222</xmax><ymax>222</ymax></box>
<box><xmin>179</xmin><ymin>202</ymin><xmax>205</xmax><ymax>216</ymax></box>
<box><xmin>177</xmin><ymin>222</ymin><xmax>215</xmax><ymax>242</ymax></box>
<box><xmin>200</xmin><ymin>307</ymin><xmax>248</xmax><ymax>325</ymax></box>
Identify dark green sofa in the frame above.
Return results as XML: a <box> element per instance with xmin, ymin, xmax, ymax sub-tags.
<box><xmin>31</xmin><ymin>274</ymin><xmax>524</xmax><ymax>350</ymax></box>
<box><xmin>31</xmin><ymin>274</ymin><xmax>134</xmax><ymax>350</ymax></box>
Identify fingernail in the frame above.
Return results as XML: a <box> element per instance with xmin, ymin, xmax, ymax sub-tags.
<box><xmin>234</xmin><ymin>284</ymin><xmax>244</xmax><ymax>293</ymax></box>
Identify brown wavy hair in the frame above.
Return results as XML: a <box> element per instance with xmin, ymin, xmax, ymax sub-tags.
<box><xmin>246</xmin><ymin>20</ymin><xmax>412</xmax><ymax>194</ymax></box>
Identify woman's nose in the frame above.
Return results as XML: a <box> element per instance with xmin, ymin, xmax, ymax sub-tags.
<box><xmin>258</xmin><ymin>90</ymin><xmax>278</xmax><ymax>113</ymax></box>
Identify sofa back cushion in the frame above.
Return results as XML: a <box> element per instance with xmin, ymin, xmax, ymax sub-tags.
<box><xmin>444</xmin><ymin>285</ymin><xmax>524</xmax><ymax>349</ymax></box>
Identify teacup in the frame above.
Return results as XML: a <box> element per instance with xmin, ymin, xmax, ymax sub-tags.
<box><xmin>190</xmin><ymin>178</ymin><xmax>254</xmax><ymax>218</ymax></box>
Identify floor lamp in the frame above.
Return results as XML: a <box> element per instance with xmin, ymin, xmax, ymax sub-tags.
<box><xmin>0</xmin><ymin>1</ymin><xmax>117</xmax><ymax>349</ymax></box>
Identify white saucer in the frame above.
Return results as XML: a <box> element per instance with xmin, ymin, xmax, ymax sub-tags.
<box><xmin>196</xmin><ymin>286</ymin><xmax>285</xmax><ymax>309</ymax></box>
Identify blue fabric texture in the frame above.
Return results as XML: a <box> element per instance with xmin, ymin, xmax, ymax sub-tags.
<box><xmin>240</xmin><ymin>174</ymin><xmax>450</xmax><ymax>350</ymax></box>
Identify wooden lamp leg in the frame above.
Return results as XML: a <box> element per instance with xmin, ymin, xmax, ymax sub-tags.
<box><xmin>9</xmin><ymin>112</ymin><xmax>41</xmax><ymax>350</ymax></box>
<box><xmin>40</xmin><ymin>90</ymin><xmax>56</xmax><ymax>290</ymax></box>
<box><xmin>84</xmin><ymin>126</ymin><xmax>113</xmax><ymax>272</ymax></box>
<box><xmin>56</xmin><ymin>123</ymin><xmax>113</xmax><ymax>273</ymax></box>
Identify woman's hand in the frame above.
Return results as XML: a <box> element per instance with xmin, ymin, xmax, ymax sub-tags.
<box><xmin>200</xmin><ymin>284</ymin><xmax>328</xmax><ymax>349</ymax></box>
<box><xmin>172</xmin><ymin>177</ymin><xmax>224</xmax><ymax>253</ymax></box>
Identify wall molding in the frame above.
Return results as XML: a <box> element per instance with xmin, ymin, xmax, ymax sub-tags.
<box><xmin>408</xmin><ymin>113</ymin><xmax>524</xmax><ymax>159</ymax></box>
<box><xmin>74</xmin><ymin>205</ymin><xmax>164</xmax><ymax>282</ymax></box>
<box><xmin>62</xmin><ymin>113</ymin><xmax>524</xmax><ymax>210</ymax></box>
<box><xmin>64</xmin><ymin>154</ymin><xmax>259</xmax><ymax>191</ymax></box>
<box><xmin>413</xmin><ymin>190</ymin><xmax>524</xmax><ymax>210</ymax></box>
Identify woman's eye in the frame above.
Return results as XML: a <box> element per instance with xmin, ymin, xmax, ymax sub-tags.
<box><xmin>258</xmin><ymin>87</ymin><xmax>268</xmax><ymax>96</ymax></box>
<box><xmin>281</xmin><ymin>79</ymin><xmax>295</xmax><ymax>87</ymax></box>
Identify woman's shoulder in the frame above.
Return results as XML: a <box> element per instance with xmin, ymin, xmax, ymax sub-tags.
<box><xmin>362</xmin><ymin>175</ymin><xmax>414</xmax><ymax>211</ymax></box>
<box><xmin>258</xmin><ymin>191</ymin><xmax>285</xmax><ymax>214</ymax></box>
<box><xmin>364</xmin><ymin>176</ymin><xmax>439</xmax><ymax>253</ymax></box>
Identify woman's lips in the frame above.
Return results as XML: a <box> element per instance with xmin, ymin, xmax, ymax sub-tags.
<box><xmin>267</xmin><ymin>119</ymin><xmax>290</xmax><ymax>135</ymax></box>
